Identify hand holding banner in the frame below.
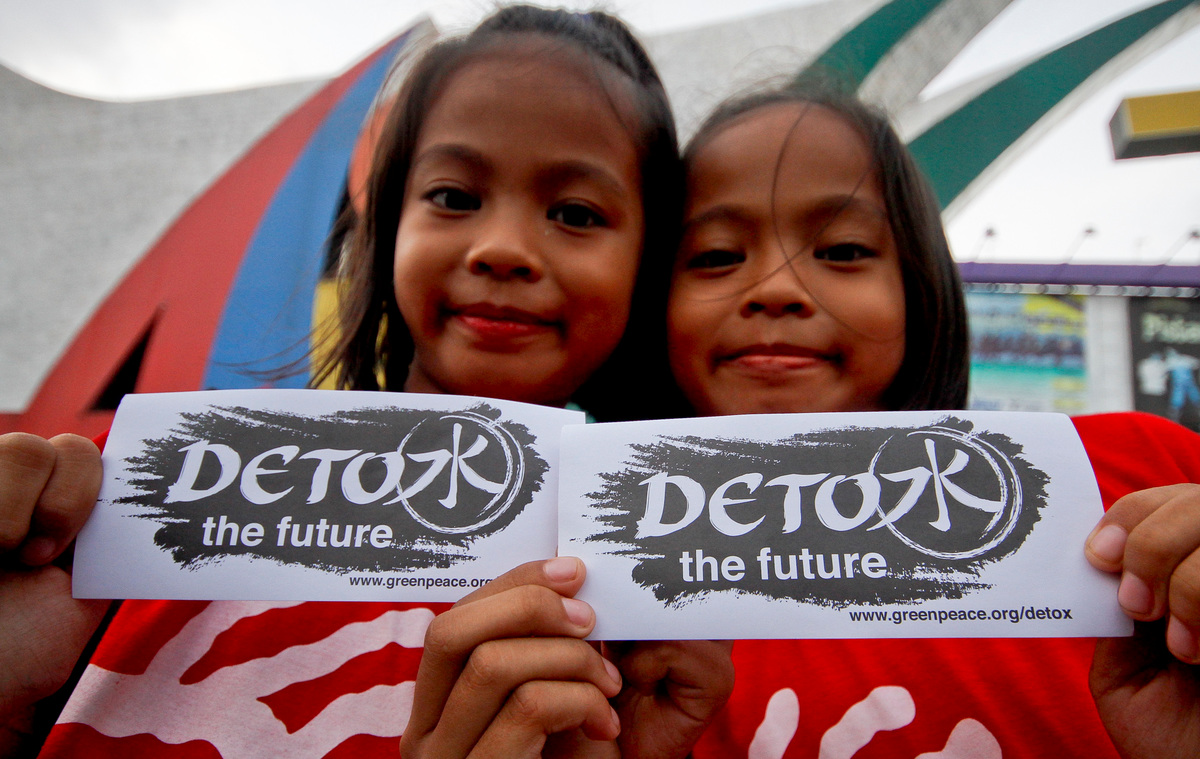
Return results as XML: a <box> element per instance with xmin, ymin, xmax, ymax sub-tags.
<box><xmin>75</xmin><ymin>394</ymin><xmax>1131</xmax><ymax>640</ymax></box>
<box><xmin>558</xmin><ymin>410</ymin><xmax>1131</xmax><ymax>640</ymax></box>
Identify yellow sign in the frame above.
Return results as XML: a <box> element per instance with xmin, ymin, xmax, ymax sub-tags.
<box><xmin>1110</xmin><ymin>89</ymin><xmax>1200</xmax><ymax>159</ymax></box>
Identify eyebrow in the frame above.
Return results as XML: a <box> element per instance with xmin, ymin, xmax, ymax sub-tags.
<box><xmin>410</xmin><ymin>143</ymin><xmax>489</xmax><ymax>175</ymax></box>
<box><xmin>681</xmin><ymin>205</ymin><xmax>754</xmax><ymax>235</ymax></box>
<box><xmin>411</xmin><ymin>144</ymin><xmax>630</xmax><ymax>199</ymax></box>
<box><xmin>809</xmin><ymin>194</ymin><xmax>889</xmax><ymax>224</ymax></box>
<box><xmin>683</xmin><ymin>194</ymin><xmax>888</xmax><ymax>234</ymax></box>
<box><xmin>537</xmin><ymin>160</ymin><xmax>631</xmax><ymax>199</ymax></box>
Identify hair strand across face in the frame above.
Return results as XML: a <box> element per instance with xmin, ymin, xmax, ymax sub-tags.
<box><xmin>682</xmin><ymin>81</ymin><xmax>969</xmax><ymax>412</ymax></box>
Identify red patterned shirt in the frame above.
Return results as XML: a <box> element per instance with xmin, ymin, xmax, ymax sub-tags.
<box><xmin>40</xmin><ymin>413</ymin><xmax>1200</xmax><ymax>758</ymax></box>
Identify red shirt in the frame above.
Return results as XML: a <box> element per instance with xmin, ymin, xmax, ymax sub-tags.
<box><xmin>40</xmin><ymin>413</ymin><xmax>1200</xmax><ymax>757</ymax></box>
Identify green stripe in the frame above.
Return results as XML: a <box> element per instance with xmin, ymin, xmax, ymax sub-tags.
<box><xmin>799</xmin><ymin>0</ymin><xmax>947</xmax><ymax>88</ymax></box>
<box><xmin>909</xmin><ymin>0</ymin><xmax>1197</xmax><ymax>208</ymax></box>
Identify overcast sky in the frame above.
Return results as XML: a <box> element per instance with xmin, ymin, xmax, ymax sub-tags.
<box><xmin>1</xmin><ymin>0</ymin><xmax>1197</xmax><ymax>266</ymax></box>
<box><xmin>0</xmin><ymin>0</ymin><xmax>815</xmax><ymax>99</ymax></box>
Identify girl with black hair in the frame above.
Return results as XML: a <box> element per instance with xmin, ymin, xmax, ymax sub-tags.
<box><xmin>9</xmin><ymin>7</ymin><xmax>729</xmax><ymax>757</ymax></box>
<box><xmin>668</xmin><ymin>81</ymin><xmax>1200</xmax><ymax>759</ymax></box>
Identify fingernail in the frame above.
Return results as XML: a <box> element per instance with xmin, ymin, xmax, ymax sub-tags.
<box><xmin>20</xmin><ymin>537</ymin><xmax>57</xmax><ymax>566</ymax></box>
<box><xmin>1088</xmin><ymin>524</ymin><xmax>1127</xmax><ymax>565</ymax></box>
<box><xmin>562</xmin><ymin>597</ymin><xmax>593</xmax><ymax>628</ymax></box>
<box><xmin>545</xmin><ymin>556</ymin><xmax>579</xmax><ymax>582</ymax></box>
<box><xmin>1117</xmin><ymin>573</ymin><xmax>1154</xmax><ymax>616</ymax></box>
<box><xmin>603</xmin><ymin>657</ymin><xmax>622</xmax><ymax>688</ymax></box>
<box><xmin>1167</xmin><ymin>616</ymin><xmax>1200</xmax><ymax>663</ymax></box>
<box><xmin>609</xmin><ymin>706</ymin><xmax>621</xmax><ymax>734</ymax></box>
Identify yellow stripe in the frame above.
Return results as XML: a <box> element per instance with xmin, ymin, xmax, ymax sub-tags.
<box><xmin>310</xmin><ymin>277</ymin><xmax>341</xmax><ymax>389</ymax></box>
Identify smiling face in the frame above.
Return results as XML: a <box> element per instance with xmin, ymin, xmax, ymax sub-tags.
<box><xmin>393</xmin><ymin>41</ymin><xmax>644</xmax><ymax>406</ymax></box>
<box><xmin>668</xmin><ymin>103</ymin><xmax>907</xmax><ymax>417</ymax></box>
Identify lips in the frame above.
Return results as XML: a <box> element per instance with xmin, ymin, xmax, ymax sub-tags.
<box><xmin>718</xmin><ymin>343</ymin><xmax>837</xmax><ymax>374</ymax></box>
<box><xmin>448</xmin><ymin>302</ymin><xmax>560</xmax><ymax>341</ymax></box>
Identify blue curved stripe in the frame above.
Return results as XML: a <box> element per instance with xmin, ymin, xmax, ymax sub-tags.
<box><xmin>203</xmin><ymin>34</ymin><xmax>409</xmax><ymax>389</ymax></box>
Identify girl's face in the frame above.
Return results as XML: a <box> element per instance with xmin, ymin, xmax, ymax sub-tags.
<box><xmin>668</xmin><ymin>103</ymin><xmax>906</xmax><ymax>417</ymax></box>
<box><xmin>393</xmin><ymin>43</ymin><xmax>644</xmax><ymax>406</ymax></box>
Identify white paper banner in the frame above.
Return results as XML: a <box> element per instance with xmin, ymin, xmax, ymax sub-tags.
<box><xmin>558</xmin><ymin>410</ymin><xmax>1132</xmax><ymax>640</ymax></box>
<box><xmin>75</xmin><ymin>389</ymin><xmax>583</xmax><ymax>602</ymax></box>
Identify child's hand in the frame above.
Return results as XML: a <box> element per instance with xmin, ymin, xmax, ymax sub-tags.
<box><xmin>0</xmin><ymin>433</ymin><xmax>110</xmax><ymax>753</ymax></box>
<box><xmin>1085</xmin><ymin>484</ymin><xmax>1200</xmax><ymax>759</ymax></box>
<box><xmin>400</xmin><ymin>557</ymin><xmax>622</xmax><ymax>759</ymax></box>
<box><xmin>605</xmin><ymin>639</ymin><xmax>734</xmax><ymax>759</ymax></box>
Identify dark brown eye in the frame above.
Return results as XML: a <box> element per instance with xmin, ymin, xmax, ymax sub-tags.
<box><xmin>550</xmin><ymin>203</ymin><xmax>605</xmax><ymax>229</ymax></box>
<box><xmin>686</xmin><ymin>249</ymin><xmax>745</xmax><ymax>270</ymax></box>
<box><xmin>426</xmin><ymin>188</ymin><xmax>480</xmax><ymax>212</ymax></box>
<box><xmin>815</xmin><ymin>244</ymin><xmax>873</xmax><ymax>263</ymax></box>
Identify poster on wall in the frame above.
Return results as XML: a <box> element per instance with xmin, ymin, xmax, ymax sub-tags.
<box><xmin>966</xmin><ymin>292</ymin><xmax>1087</xmax><ymax>414</ymax></box>
<box><xmin>1129</xmin><ymin>297</ymin><xmax>1200</xmax><ymax>432</ymax></box>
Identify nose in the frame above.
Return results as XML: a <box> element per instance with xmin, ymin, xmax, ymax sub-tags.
<box><xmin>465</xmin><ymin>210</ymin><xmax>543</xmax><ymax>282</ymax></box>
<box><xmin>741</xmin><ymin>255</ymin><xmax>816</xmax><ymax>318</ymax></box>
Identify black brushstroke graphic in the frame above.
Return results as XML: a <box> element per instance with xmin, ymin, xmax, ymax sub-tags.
<box><xmin>116</xmin><ymin>403</ymin><xmax>547</xmax><ymax>573</ymax></box>
<box><xmin>579</xmin><ymin>417</ymin><xmax>1047</xmax><ymax>608</ymax></box>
